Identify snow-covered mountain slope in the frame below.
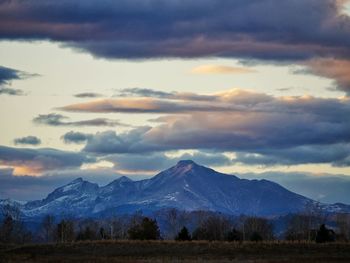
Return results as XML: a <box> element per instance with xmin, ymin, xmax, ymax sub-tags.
<box><xmin>2</xmin><ymin>160</ymin><xmax>350</xmax><ymax>219</ymax></box>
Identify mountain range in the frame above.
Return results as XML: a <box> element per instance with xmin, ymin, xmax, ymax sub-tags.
<box><xmin>1</xmin><ymin>160</ymin><xmax>349</xmax><ymax>219</ymax></box>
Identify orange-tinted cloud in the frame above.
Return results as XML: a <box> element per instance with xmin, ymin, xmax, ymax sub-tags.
<box><xmin>305</xmin><ymin>58</ymin><xmax>350</xmax><ymax>93</ymax></box>
<box><xmin>0</xmin><ymin>146</ymin><xmax>93</xmax><ymax>176</ymax></box>
<box><xmin>79</xmin><ymin>89</ymin><xmax>350</xmax><ymax>167</ymax></box>
<box><xmin>191</xmin><ymin>65</ymin><xmax>256</xmax><ymax>74</ymax></box>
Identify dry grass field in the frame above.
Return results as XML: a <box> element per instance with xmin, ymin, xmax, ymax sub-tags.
<box><xmin>1</xmin><ymin>241</ymin><xmax>350</xmax><ymax>263</ymax></box>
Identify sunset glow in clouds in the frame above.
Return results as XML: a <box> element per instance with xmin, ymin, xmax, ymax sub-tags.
<box><xmin>0</xmin><ymin>0</ymin><xmax>350</xmax><ymax>203</ymax></box>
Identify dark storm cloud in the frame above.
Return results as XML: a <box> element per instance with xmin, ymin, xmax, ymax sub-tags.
<box><xmin>61</xmin><ymin>131</ymin><xmax>92</xmax><ymax>144</ymax></box>
<box><xmin>2</xmin><ymin>1</ymin><xmax>350</xmax><ymax>92</ymax></box>
<box><xmin>14</xmin><ymin>136</ymin><xmax>41</xmax><ymax>146</ymax></box>
<box><xmin>0</xmin><ymin>0</ymin><xmax>349</xmax><ymax>61</ymax></box>
<box><xmin>0</xmin><ymin>145</ymin><xmax>94</xmax><ymax>174</ymax></box>
<box><xmin>33</xmin><ymin>113</ymin><xmax>130</xmax><ymax>127</ymax></box>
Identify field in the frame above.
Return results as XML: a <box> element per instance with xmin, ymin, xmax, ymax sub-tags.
<box><xmin>1</xmin><ymin>241</ymin><xmax>350</xmax><ymax>263</ymax></box>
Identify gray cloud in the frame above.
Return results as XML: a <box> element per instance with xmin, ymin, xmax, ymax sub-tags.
<box><xmin>80</xmin><ymin>89</ymin><xmax>350</xmax><ymax>166</ymax></box>
<box><xmin>83</xmin><ymin>127</ymin><xmax>158</xmax><ymax>154</ymax></box>
<box><xmin>0</xmin><ymin>65</ymin><xmax>37</xmax><ymax>95</ymax></box>
<box><xmin>2</xmin><ymin>1</ymin><xmax>350</xmax><ymax>93</ymax></box>
<box><xmin>0</xmin><ymin>66</ymin><xmax>30</xmax><ymax>85</ymax></box>
<box><xmin>14</xmin><ymin>136</ymin><xmax>41</xmax><ymax>146</ymax></box>
<box><xmin>306</xmin><ymin>59</ymin><xmax>350</xmax><ymax>94</ymax></box>
<box><xmin>74</xmin><ymin>92</ymin><xmax>104</xmax><ymax>98</ymax></box>
<box><xmin>118</xmin><ymin>88</ymin><xmax>175</xmax><ymax>99</ymax></box>
<box><xmin>61</xmin><ymin>131</ymin><xmax>92</xmax><ymax>144</ymax></box>
<box><xmin>0</xmin><ymin>87</ymin><xmax>24</xmax><ymax>96</ymax></box>
<box><xmin>116</xmin><ymin>87</ymin><xmax>216</xmax><ymax>102</ymax></box>
<box><xmin>0</xmin><ymin>0</ymin><xmax>349</xmax><ymax>61</ymax></box>
<box><xmin>33</xmin><ymin>113</ymin><xmax>130</xmax><ymax>127</ymax></box>
<box><xmin>232</xmin><ymin>144</ymin><xmax>350</xmax><ymax>167</ymax></box>
<box><xmin>0</xmin><ymin>145</ymin><xmax>93</xmax><ymax>174</ymax></box>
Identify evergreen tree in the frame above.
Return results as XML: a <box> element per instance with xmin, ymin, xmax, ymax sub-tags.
<box><xmin>57</xmin><ymin>219</ymin><xmax>74</xmax><ymax>243</ymax></box>
<box><xmin>316</xmin><ymin>224</ymin><xmax>335</xmax><ymax>243</ymax></box>
<box><xmin>128</xmin><ymin>217</ymin><xmax>160</xmax><ymax>240</ymax></box>
<box><xmin>250</xmin><ymin>231</ymin><xmax>263</xmax><ymax>242</ymax></box>
<box><xmin>226</xmin><ymin>228</ymin><xmax>243</xmax><ymax>241</ymax></box>
<box><xmin>175</xmin><ymin>226</ymin><xmax>191</xmax><ymax>241</ymax></box>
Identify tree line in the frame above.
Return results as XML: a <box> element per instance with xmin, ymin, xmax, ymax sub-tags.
<box><xmin>1</xmin><ymin>206</ymin><xmax>349</xmax><ymax>244</ymax></box>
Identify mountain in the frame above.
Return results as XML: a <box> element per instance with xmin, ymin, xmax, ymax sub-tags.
<box><xmin>2</xmin><ymin>160</ymin><xmax>350</xmax><ymax>219</ymax></box>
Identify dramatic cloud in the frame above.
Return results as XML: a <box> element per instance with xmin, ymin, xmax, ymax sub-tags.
<box><xmin>14</xmin><ymin>136</ymin><xmax>41</xmax><ymax>146</ymax></box>
<box><xmin>83</xmin><ymin>127</ymin><xmax>157</xmax><ymax>154</ymax></box>
<box><xmin>74</xmin><ymin>92</ymin><xmax>104</xmax><ymax>98</ymax></box>
<box><xmin>79</xmin><ymin>89</ymin><xmax>350</xmax><ymax>166</ymax></box>
<box><xmin>0</xmin><ymin>145</ymin><xmax>93</xmax><ymax>175</ymax></box>
<box><xmin>61</xmin><ymin>131</ymin><xmax>92</xmax><ymax>144</ymax></box>
<box><xmin>33</xmin><ymin>113</ymin><xmax>130</xmax><ymax>127</ymax></box>
<box><xmin>191</xmin><ymin>65</ymin><xmax>256</xmax><ymax>74</ymax></box>
<box><xmin>2</xmin><ymin>1</ymin><xmax>350</xmax><ymax>92</ymax></box>
<box><xmin>61</xmin><ymin>89</ymin><xmax>274</xmax><ymax>114</ymax></box>
<box><xmin>0</xmin><ymin>0</ymin><xmax>349</xmax><ymax>61</ymax></box>
<box><xmin>304</xmin><ymin>58</ymin><xmax>350</xmax><ymax>94</ymax></box>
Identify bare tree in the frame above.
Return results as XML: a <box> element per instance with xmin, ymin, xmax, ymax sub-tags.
<box><xmin>0</xmin><ymin>204</ymin><xmax>31</xmax><ymax>244</ymax></box>
<box><xmin>335</xmin><ymin>213</ymin><xmax>350</xmax><ymax>241</ymax></box>
<box><xmin>192</xmin><ymin>214</ymin><xmax>231</xmax><ymax>241</ymax></box>
<box><xmin>243</xmin><ymin>216</ymin><xmax>274</xmax><ymax>241</ymax></box>
<box><xmin>285</xmin><ymin>214</ymin><xmax>313</xmax><ymax>241</ymax></box>
<box><xmin>56</xmin><ymin>219</ymin><xmax>74</xmax><ymax>243</ymax></box>
<box><xmin>41</xmin><ymin>214</ymin><xmax>55</xmax><ymax>242</ymax></box>
<box><xmin>302</xmin><ymin>202</ymin><xmax>326</xmax><ymax>241</ymax></box>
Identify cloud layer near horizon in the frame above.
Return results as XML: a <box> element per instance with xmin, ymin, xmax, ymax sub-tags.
<box><xmin>62</xmin><ymin>89</ymin><xmax>350</xmax><ymax>167</ymax></box>
<box><xmin>0</xmin><ymin>145</ymin><xmax>92</xmax><ymax>175</ymax></box>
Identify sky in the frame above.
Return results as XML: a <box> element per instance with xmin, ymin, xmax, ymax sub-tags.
<box><xmin>0</xmin><ymin>0</ymin><xmax>350</xmax><ymax>203</ymax></box>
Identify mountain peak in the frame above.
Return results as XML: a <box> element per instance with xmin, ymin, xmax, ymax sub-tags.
<box><xmin>176</xmin><ymin>160</ymin><xmax>197</xmax><ymax>167</ymax></box>
<box><xmin>118</xmin><ymin>176</ymin><xmax>133</xmax><ymax>182</ymax></box>
<box><xmin>113</xmin><ymin>176</ymin><xmax>133</xmax><ymax>184</ymax></box>
<box><xmin>69</xmin><ymin>177</ymin><xmax>84</xmax><ymax>184</ymax></box>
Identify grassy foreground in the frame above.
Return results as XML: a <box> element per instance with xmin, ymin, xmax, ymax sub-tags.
<box><xmin>1</xmin><ymin>241</ymin><xmax>350</xmax><ymax>263</ymax></box>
